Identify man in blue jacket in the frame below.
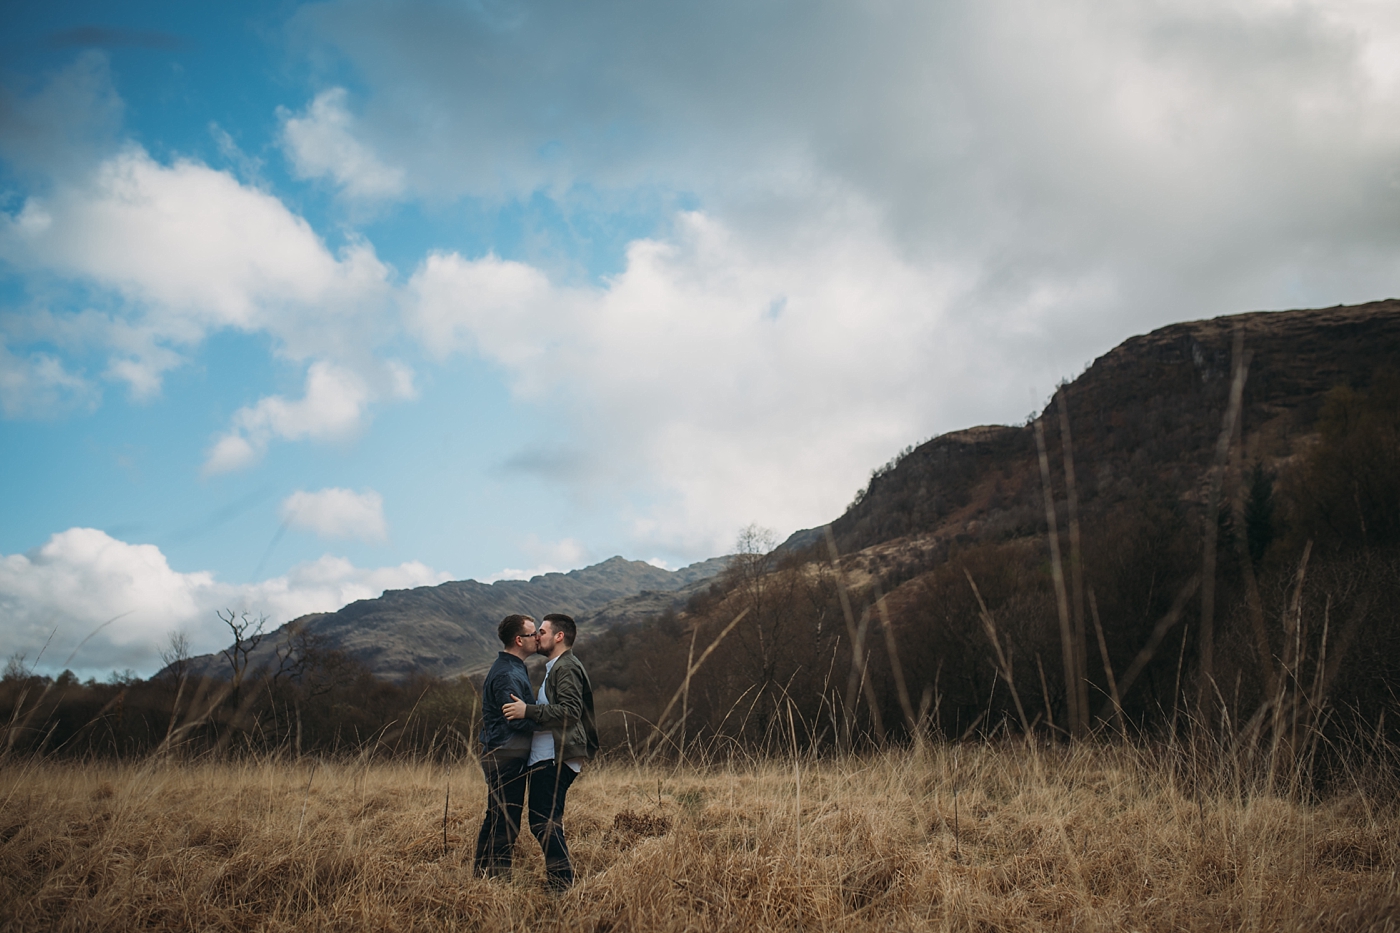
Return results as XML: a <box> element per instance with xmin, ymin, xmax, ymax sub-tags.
<box><xmin>473</xmin><ymin>613</ymin><xmax>538</xmax><ymax>878</ymax></box>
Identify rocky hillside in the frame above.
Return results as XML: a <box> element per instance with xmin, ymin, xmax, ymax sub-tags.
<box><xmin>188</xmin><ymin>555</ymin><xmax>730</xmax><ymax>681</ymax></box>
<box><xmin>823</xmin><ymin>299</ymin><xmax>1400</xmax><ymax>558</ymax></box>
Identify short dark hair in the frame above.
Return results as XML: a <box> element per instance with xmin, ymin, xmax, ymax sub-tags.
<box><xmin>498</xmin><ymin>614</ymin><xmax>535</xmax><ymax>647</ymax></box>
<box><xmin>542</xmin><ymin>613</ymin><xmax>576</xmax><ymax>646</ymax></box>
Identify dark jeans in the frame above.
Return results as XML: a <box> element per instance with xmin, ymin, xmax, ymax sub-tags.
<box><xmin>474</xmin><ymin>752</ymin><xmax>529</xmax><ymax>877</ymax></box>
<box><xmin>527</xmin><ymin>761</ymin><xmax>579</xmax><ymax>890</ymax></box>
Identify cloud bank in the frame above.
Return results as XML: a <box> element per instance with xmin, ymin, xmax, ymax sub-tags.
<box><xmin>7</xmin><ymin>1</ymin><xmax>1400</xmax><ymax>566</ymax></box>
<box><xmin>314</xmin><ymin>0</ymin><xmax>1400</xmax><ymax>554</ymax></box>
<box><xmin>404</xmin><ymin>205</ymin><xmax>971</xmax><ymax>553</ymax></box>
<box><xmin>0</xmin><ymin>529</ymin><xmax>446</xmax><ymax>677</ymax></box>
<box><xmin>0</xmin><ymin>57</ymin><xmax>408</xmax><ymax>463</ymax></box>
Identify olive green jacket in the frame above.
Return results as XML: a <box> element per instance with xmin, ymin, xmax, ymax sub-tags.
<box><xmin>524</xmin><ymin>649</ymin><xmax>599</xmax><ymax>764</ymax></box>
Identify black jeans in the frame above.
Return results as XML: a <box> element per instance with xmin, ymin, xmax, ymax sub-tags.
<box><xmin>527</xmin><ymin>761</ymin><xmax>579</xmax><ymax>890</ymax></box>
<box><xmin>474</xmin><ymin>752</ymin><xmax>529</xmax><ymax>877</ymax></box>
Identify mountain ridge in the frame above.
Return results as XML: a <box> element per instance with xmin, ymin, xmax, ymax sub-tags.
<box><xmin>185</xmin><ymin>554</ymin><xmax>731</xmax><ymax>681</ymax></box>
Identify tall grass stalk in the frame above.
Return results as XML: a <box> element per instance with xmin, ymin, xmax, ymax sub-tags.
<box><xmin>1199</xmin><ymin>328</ymin><xmax>1250</xmax><ymax>703</ymax></box>
<box><xmin>1035</xmin><ymin>415</ymin><xmax>1082</xmax><ymax>737</ymax></box>
<box><xmin>1057</xmin><ymin>387</ymin><xmax>1091</xmax><ymax>735</ymax></box>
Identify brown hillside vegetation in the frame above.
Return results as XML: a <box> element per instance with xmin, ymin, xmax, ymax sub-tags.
<box><xmin>580</xmin><ymin>300</ymin><xmax>1400</xmax><ymax>757</ymax></box>
<box><xmin>829</xmin><ymin>300</ymin><xmax>1400</xmax><ymax>555</ymax></box>
<box><xmin>4</xmin><ymin>744</ymin><xmax>1399</xmax><ymax>932</ymax></box>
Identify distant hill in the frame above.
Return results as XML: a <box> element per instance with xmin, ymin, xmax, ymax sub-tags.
<box><xmin>186</xmin><ymin>555</ymin><xmax>730</xmax><ymax>681</ymax></box>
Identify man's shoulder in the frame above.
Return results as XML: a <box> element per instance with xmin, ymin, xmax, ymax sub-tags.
<box><xmin>557</xmin><ymin>649</ymin><xmax>584</xmax><ymax>667</ymax></box>
<box><xmin>485</xmin><ymin>652</ymin><xmax>525</xmax><ymax>676</ymax></box>
<box><xmin>553</xmin><ymin>650</ymin><xmax>589</xmax><ymax>678</ymax></box>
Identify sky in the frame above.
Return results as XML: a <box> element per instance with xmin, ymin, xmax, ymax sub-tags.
<box><xmin>4</xmin><ymin>0</ymin><xmax>1400</xmax><ymax>678</ymax></box>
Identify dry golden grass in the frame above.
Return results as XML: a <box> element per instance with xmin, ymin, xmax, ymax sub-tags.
<box><xmin>2</xmin><ymin>743</ymin><xmax>1397</xmax><ymax>932</ymax></box>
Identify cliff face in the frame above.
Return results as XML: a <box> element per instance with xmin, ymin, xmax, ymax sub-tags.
<box><xmin>829</xmin><ymin>300</ymin><xmax>1400</xmax><ymax>557</ymax></box>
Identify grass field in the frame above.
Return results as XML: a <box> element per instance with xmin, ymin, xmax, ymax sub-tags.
<box><xmin>2</xmin><ymin>742</ymin><xmax>1397</xmax><ymax>932</ymax></box>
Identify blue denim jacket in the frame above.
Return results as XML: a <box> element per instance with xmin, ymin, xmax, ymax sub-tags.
<box><xmin>479</xmin><ymin>651</ymin><xmax>535</xmax><ymax>757</ymax></box>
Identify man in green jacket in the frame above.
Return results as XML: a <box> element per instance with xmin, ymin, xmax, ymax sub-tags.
<box><xmin>503</xmin><ymin>612</ymin><xmax>599</xmax><ymax>891</ymax></box>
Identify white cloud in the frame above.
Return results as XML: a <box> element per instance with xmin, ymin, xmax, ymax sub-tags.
<box><xmin>0</xmin><ymin>61</ymin><xmax>406</xmax><ymax>449</ymax></box>
<box><xmin>403</xmin><ymin>251</ymin><xmax>586</xmax><ymax>396</ymax></box>
<box><xmin>203</xmin><ymin>358</ymin><xmax>416</xmax><ymax>473</ymax></box>
<box><xmin>320</xmin><ymin>0</ymin><xmax>1400</xmax><ymax>556</ymax></box>
<box><xmin>480</xmin><ymin>536</ymin><xmax>588</xmax><ymax>583</ymax></box>
<box><xmin>1</xmin><ymin>306</ymin><xmax>191</xmax><ymax>405</ymax></box>
<box><xmin>0</xmin><ymin>338</ymin><xmax>94</xmax><ymax>417</ymax></box>
<box><xmin>0</xmin><ymin>528</ymin><xmax>447</xmax><ymax>678</ymax></box>
<box><xmin>307</xmin><ymin>0</ymin><xmax>1400</xmax><ymax>291</ymax></box>
<box><xmin>204</xmin><ymin>361</ymin><xmax>372</xmax><ymax>473</ymax></box>
<box><xmin>406</xmin><ymin>204</ymin><xmax>974</xmax><ymax>557</ymax></box>
<box><xmin>0</xmin><ymin>528</ymin><xmax>212</xmax><ymax>663</ymax></box>
<box><xmin>279</xmin><ymin>88</ymin><xmax>406</xmax><ymax>199</ymax></box>
<box><xmin>0</xmin><ymin>144</ymin><xmax>398</xmax><ymax>426</ymax></box>
<box><xmin>237</xmin><ymin>554</ymin><xmax>446</xmax><ymax>624</ymax></box>
<box><xmin>280</xmin><ymin>487</ymin><xmax>388</xmax><ymax>542</ymax></box>
<box><xmin>0</xmin><ymin>147</ymin><xmax>390</xmax><ymax>341</ymax></box>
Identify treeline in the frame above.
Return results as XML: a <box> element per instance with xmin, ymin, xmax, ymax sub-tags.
<box><xmin>577</xmin><ymin>371</ymin><xmax>1400</xmax><ymax>764</ymax></box>
<box><xmin>0</xmin><ymin>641</ymin><xmax>481</xmax><ymax>760</ymax></box>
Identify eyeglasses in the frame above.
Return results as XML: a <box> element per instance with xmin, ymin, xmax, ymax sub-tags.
<box><xmin>520</xmin><ymin>631</ymin><xmax>539</xmax><ymax>640</ymax></box>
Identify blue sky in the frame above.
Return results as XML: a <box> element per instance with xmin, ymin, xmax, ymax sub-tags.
<box><xmin>5</xmin><ymin>0</ymin><xmax>1400</xmax><ymax>677</ymax></box>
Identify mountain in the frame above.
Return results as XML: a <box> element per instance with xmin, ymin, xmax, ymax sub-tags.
<box><xmin>188</xmin><ymin>555</ymin><xmax>730</xmax><ymax>681</ymax></box>
<box><xmin>191</xmin><ymin>299</ymin><xmax>1400</xmax><ymax>709</ymax></box>
<box><xmin>167</xmin><ymin>299</ymin><xmax>1399</xmax><ymax>748</ymax></box>
<box><xmin>572</xmin><ymin>299</ymin><xmax>1400</xmax><ymax>745</ymax></box>
<box><xmin>825</xmin><ymin>299</ymin><xmax>1400</xmax><ymax>557</ymax></box>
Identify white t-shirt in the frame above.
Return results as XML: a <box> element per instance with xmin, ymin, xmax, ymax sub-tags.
<box><xmin>528</xmin><ymin>654</ymin><xmax>584</xmax><ymax>773</ymax></box>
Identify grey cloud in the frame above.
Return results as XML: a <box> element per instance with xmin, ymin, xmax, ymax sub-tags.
<box><xmin>0</xmin><ymin>338</ymin><xmax>96</xmax><ymax>418</ymax></box>
<box><xmin>0</xmin><ymin>51</ymin><xmax>124</xmax><ymax>179</ymax></box>
<box><xmin>301</xmin><ymin>1</ymin><xmax>1400</xmax><ymax>333</ymax></box>
<box><xmin>298</xmin><ymin>0</ymin><xmax>1400</xmax><ymax>555</ymax></box>
<box><xmin>499</xmin><ymin>444</ymin><xmax>590</xmax><ymax>483</ymax></box>
<box><xmin>44</xmin><ymin>26</ymin><xmax>189</xmax><ymax>51</ymax></box>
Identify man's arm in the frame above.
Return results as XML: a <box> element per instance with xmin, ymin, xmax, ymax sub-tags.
<box><xmin>486</xmin><ymin>669</ymin><xmax>535</xmax><ymax>733</ymax></box>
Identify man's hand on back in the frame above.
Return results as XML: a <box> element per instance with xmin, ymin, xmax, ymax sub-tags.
<box><xmin>503</xmin><ymin>694</ymin><xmax>527</xmax><ymax>721</ymax></box>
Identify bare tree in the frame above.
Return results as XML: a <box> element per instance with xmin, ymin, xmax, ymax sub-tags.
<box><xmin>2</xmin><ymin>652</ymin><xmax>28</xmax><ymax>683</ymax></box>
<box><xmin>271</xmin><ymin>622</ymin><xmax>313</xmax><ymax>682</ymax></box>
<box><xmin>159</xmin><ymin>630</ymin><xmax>192</xmax><ymax>683</ymax></box>
<box><xmin>724</xmin><ymin>524</ymin><xmax>780</xmax><ymax>685</ymax></box>
<box><xmin>217</xmin><ymin>609</ymin><xmax>268</xmax><ymax>707</ymax></box>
